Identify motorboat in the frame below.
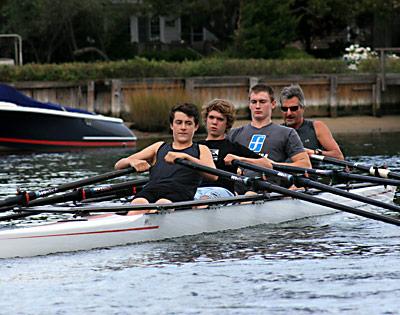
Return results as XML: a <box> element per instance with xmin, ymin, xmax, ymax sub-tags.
<box><xmin>0</xmin><ymin>83</ymin><xmax>137</xmax><ymax>150</ymax></box>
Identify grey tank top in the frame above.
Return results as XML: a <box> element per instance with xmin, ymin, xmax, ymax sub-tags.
<box><xmin>296</xmin><ymin>119</ymin><xmax>323</xmax><ymax>150</ymax></box>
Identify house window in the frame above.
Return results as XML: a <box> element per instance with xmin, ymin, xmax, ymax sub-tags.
<box><xmin>150</xmin><ymin>16</ymin><xmax>160</xmax><ymax>41</ymax></box>
<box><xmin>165</xmin><ymin>18</ymin><xmax>176</xmax><ymax>28</ymax></box>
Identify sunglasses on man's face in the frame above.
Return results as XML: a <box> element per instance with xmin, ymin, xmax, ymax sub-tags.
<box><xmin>280</xmin><ymin>105</ymin><xmax>300</xmax><ymax>112</ymax></box>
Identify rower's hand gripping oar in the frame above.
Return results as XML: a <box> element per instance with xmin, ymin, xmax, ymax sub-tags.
<box><xmin>233</xmin><ymin>160</ymin><xmax>400</xmax><ymax>213</ymax></box>
<box><xmin>0</xmin><ymin>167</ymin><xmax>137</xmax><ymax>209</ymax></box>
<box><xmin>311</xmin><ymin>155</ymin><xmax>400</xmax><ymax>180</ymax></box>
<box><xmin>175</xmin><ymin>158</ymin><xmax>400</xmax><ymax>227</ymax></box>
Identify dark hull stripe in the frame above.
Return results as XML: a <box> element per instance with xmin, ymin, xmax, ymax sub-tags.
<box><xmin>3</xmin><ymin>225</ymin><xmax>160</xmax><ymax>240</ymax></box>
<box><xmin>0</xmin><ymin>137</ymin><xmax>136</xmax><ymax>147</ymax></box>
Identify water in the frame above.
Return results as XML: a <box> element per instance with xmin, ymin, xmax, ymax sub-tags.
<box><xmin>1</xmin><ymin>134</ymin><xmax>400</xmax><ymax>315</ymax></box>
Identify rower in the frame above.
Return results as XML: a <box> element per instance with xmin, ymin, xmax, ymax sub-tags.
<box><xmin>115</xmin><ymin>103</ymin><xmax>217</xmax><ymax>214</ymax></box>
<box><xmin>228</xmin><ymin>84</ymin><xmax>311</xmax><ymax>192</ymax></box>
<box><xmin>279</xmin><ymin>84</ymin><xmax>344</xmax><ymax>163</ymax></box>
<box><xmin>195</xmin><ymin>99</ymin><xmax>272</xmax><ymax>199</ymax></box>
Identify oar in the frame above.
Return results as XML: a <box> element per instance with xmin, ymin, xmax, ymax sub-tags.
<box><xmin>270</xmin><ymin>164</ymin><xmax>400</xmax><ymax>187</ymax></box>
<box><xmin>0</xmin><ymin>178</ymin><xmax>147</xmax><ymax>211</ymax></box>
<box><xmin>1</xmin><ymin>194</ymin><xmax>269</xmax><ymax>217</ymax></box>
<box><xmin>0</xmin><ymin>167</ymin><xmax>137</xmax><ymax>209</ymax></box>
<box><xmin>234</xmin><ymin>160</ymin><xmax>400</xmax><ymax>213</ymax></box>
<box><xmin>0</xmin><ymin>179</ymin><xmax>147</xmax><ymax>221</ymax></box>
<box><xmin>175</xmin><ymin>159</ymin><xmax>400</xmax><ymax>227</ymax></box>
<box><xmin>311</xmin><ymin>155</ymin><xmax>400</xmax><ymax>180</ymax></box>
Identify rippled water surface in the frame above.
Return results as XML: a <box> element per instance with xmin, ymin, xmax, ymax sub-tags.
<box><xmin>1</xmin><ymin>134</ymin><xmax>400</xmax><ymax>315</ymax></box>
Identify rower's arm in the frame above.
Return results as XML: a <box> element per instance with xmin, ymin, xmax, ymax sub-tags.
<box><xmin>114</xmin><ymin>142</ymin><xmax>162</xmax><ymax>171</ymax></box>
<box><xmin>224</xmin><ymin>153</ymin><xmax>273</xmax><ymax>169</ymax></box>
<box><xmin>165</xmin><ymin>145</ymin><xmax>217</xmax><ymax>181</ymax></box>
<box><xmin>313</xmin><ymin>121</ymin><xmax>344</xmax><ymax>160</ymax></box>
<box><xmin>273</xmin><ymin>151</ymin><xmax>312</xmax><ymax>169</ymax></box>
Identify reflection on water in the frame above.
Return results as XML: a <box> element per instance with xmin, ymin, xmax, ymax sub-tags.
<box><xmin>337</xmin><ymin>132</ymin><xmax>400</xmax><ymax>157</ymax></box>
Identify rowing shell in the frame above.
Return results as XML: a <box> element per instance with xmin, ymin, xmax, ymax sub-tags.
<box><xmin>0</xmin><ymin>184</ymin><xmax>395</xmax><ymax>259</ymax></box>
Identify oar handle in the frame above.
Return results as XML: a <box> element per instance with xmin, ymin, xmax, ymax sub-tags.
<box><xmin>232</xmin><ymin>160</ymin><xmax>294</xmax><ymax>185</ymax></box>
<box><xmin>175</xmin><ymin>158</ymin><xmax>252</xmax><ymax>185</ymax></box>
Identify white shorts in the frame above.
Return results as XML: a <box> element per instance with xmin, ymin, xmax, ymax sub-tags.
<box><xmin>194</xmin><ymin>187</ymin><xmax>234</xmax><ymax>199</ymax></box>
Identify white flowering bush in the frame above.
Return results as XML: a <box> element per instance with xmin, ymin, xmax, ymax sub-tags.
<box><xmin>343</xmin><ymin>44</ymin><xmax>377</xmax><ymax>70</ymax></box>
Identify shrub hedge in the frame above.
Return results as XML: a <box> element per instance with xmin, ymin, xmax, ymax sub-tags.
<box><xmin>2</xmin><ymin>57</ymin><xmax>398</xmax><ymax>82</ymax></box>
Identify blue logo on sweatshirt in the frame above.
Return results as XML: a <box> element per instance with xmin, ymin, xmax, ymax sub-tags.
<box><xmin>249</xmin><ymin>135</ymin><xmax>266</xmax><ymax>153</ymax></box>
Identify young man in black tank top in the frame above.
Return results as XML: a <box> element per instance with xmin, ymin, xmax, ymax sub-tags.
<box><xmin>115</xmin><ymin>103</ymin><xmax>216</xmax><ymax>213</ymax></box>
<box><xmin>195</xmin><ymin>99</ymin><xmax>273</xmax><ymax>199</ymax></box>
<box><xmin>280</xmin><ymin>84</ymin><xmax>344</xmax><ymax>161</ymax></box>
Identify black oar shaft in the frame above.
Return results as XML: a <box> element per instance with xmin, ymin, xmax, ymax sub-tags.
<box><xmin>272</xmin><ymin>164</ymin><xmax>400</xmax><ymax>186</ymax></box>
<box><xmin>23</xmin><ymin>178</ymin><xmax>147</xmax><ymax>208</ymax></box>
<box><xmin>254</xmin><ymin>180</ymin><xmax>400</xmax><ymax>226</ymax></box>
<box><xmin>0</xmin><ymin>167</ymin><xmax>137</xmax><ymax>209</ymax></box>
<box><xmin>0</xmin><ymin>179</ymin><xmax>147</xmax><ymax>221</ymax></box>
<box><xmin>176</xmin><ymin>159</ymin><xmax>400</xmax><ymax>227</ymax></box>
<box><xmin>311</xmin><ymin>155</ymin><xmax>400</xmax><ymax>180</ymax></box>
<box><xmin>236</xmin><ymin>160</ymin><xmax>400</xmax><ymax>213</ymax></box>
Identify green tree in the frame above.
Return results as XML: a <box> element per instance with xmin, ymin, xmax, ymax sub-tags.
<box><xmin>1</xmin><ymin>0</ymin><xmax>136</xmax><ymax>63</ymax></box>
<box><xmin>235</xmin><ymin>0</ymin><xmax>298</xmax><ymax>58</ymax></box>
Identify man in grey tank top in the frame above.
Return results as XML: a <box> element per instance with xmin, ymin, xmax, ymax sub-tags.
<box><xmin>279</xmin><ymin>84</ymin><xmax>344</xmax><ymax>160</ymax></box>
<box><xmin>228</xmin><ymin>84</ymin><xmax>311</xmax><ymax>168</ymax></box>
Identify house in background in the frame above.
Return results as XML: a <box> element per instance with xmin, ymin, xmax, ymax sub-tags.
<box><xmin>129</xmin><ymin>14</ymin><xmax>218</xmax><ymax>54</ymax></box>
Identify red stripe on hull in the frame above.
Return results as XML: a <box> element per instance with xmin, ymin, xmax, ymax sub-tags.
<box><xmin>0</xmin><ymin>137</ymin><xmax>136</xmax><ymax>147</ymax></box>
<box><xmin>4</xmin><ymin>225</ymin><xmax>159</xmax><ymax>240</ymax></box>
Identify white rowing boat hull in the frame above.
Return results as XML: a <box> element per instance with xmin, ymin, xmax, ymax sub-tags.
<box><xmin>0</xmin><ymin>185</ymin><xmax>395</xmax><ymax>259</ymax></box>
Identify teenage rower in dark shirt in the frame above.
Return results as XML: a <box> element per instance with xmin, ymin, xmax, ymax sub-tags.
<box><xmin>115</xmin><ymin>103</ymin><xmax>216</xmax><ymax>213</ymax></box>
<box><xmin>195</xmin><ymin>99</ymin><xmax>272</xmax><ymax>199</ymax></box>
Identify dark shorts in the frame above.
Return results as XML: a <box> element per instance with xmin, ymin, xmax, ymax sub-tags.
<box><xmin>134</xmin><ymin>186</ymin><xmax>193</xmax><ymax>203</ymax></box>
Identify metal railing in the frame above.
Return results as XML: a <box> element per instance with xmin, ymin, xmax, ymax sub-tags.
<box><xmin>0</xmin><ymin>34</ymin><xmax>23</xmax><ymax>66</ymax></box>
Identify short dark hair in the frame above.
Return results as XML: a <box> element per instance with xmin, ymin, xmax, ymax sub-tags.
<box><xmin>169</xmin><ymin>103</ymin><xmax>200</xmax><ymax>125</ymax></box>
<box><xmin>202</xmin><ymin>99</ymin><xmax>236</xmax><ymax>131</ymax></box>
<box><xmin>249</xmin><ymin>84</ymin><xmax>275</xmax><ymax>101</ymax></box>
<box><xmin>279</xmin><ymin>84</ymin><xmax>306</xmax><ymax>107</ymax></box>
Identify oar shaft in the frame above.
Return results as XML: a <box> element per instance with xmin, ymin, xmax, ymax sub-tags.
<box><xmin>231</xmin><ymin>160</ymin><xmax>294</xmax><ymax>185</ymax></box>
<box><xmin>0</xmin><ymin>167</ymin><xmax>137</xmax><ymax>208</ymax></box>
<box><xmin>336</xmin><ymin>172</ymin><xmax>400</xmax><ymax>186</ymax></box>
<box><xmin>236</xmin><ymin>160</ymin><xmax>400</xmax><ymax>213</ymax></box>
<box><xmin>296</xmin><ymin>177</ymin><xmax>400</xmax><ymax>213</ymax></box>
<box><xmin>311</xmin><ymin>155</ymin><xmax>400</xmax><ymax>180</ymax></box>
<box><xmin>177</xmin><ymin>159</ymin><xmax>400</xmax><ymax>227</ymax></box>
<box><xmin>24</xmin><ymin>178</ymin><xmax>147</xmax><ymax>208</ymax></box>
<box><xmin>272</xmin><ymin>163</ymin><xmax>400</xmax><ymax>186</ymax></box>
<box><xmin>254</xmin><ymin>180</ymin><xmax>400</xmax><ymax>226</ymax></box>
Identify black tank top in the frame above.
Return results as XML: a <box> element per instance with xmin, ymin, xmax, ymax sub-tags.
<box><xmin>147</xmin><ymin>142</ymin><xmax>202</xmax><ymax>199</ymax></box>
<box><xmin>296</xmin><ymin>119</ymin><xmax>323</xmax><ymax>150</ymax></box>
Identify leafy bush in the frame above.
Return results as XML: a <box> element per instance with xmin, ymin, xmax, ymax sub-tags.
<box><xmin>139</xmin><ymin>48</ymin><xmax>202</xmax><ymax>62</ymax></box>
<box><xmin>1</xmin><ymin>57</ymin><xmax>399</xmax><ymax>83</ymax></box>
